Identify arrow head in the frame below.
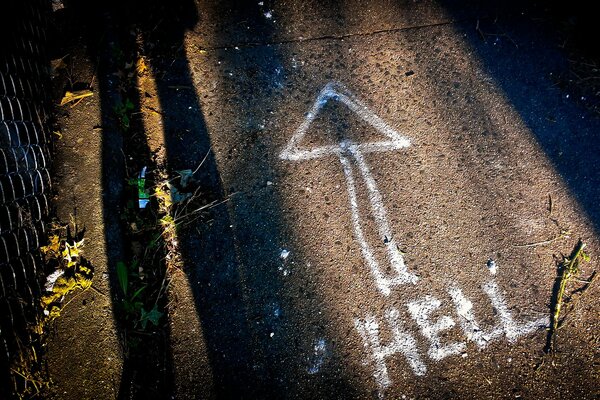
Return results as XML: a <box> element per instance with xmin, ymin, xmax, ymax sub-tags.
<box><xmin>280</xmin><ymin>81</ymin><xmax>412</xmax><ymax>161</ymax></box>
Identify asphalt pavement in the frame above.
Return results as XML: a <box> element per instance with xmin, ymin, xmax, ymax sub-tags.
<box><xmin>48</xmin><ymin>1</ymin><xmax>600</xmax><ymax>398</ymax></box>
<box><xmin>171</xmin><ymin>1</ymin><xmax>599</xmax><ymax>398</ymax></box>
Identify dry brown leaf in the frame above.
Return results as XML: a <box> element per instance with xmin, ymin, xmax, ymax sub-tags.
<box><xmin>51</xmin><ymin>57</ymin><xmax>67</xmax><ymax>76</ymax></box>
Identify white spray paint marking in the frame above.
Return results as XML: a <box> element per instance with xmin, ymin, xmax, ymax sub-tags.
<box><xmin>278</xmin><ymin>83</ymin><xmax>551</xmax><ymax>393</ymax></box>
<box><xmin>280</xmin><ymin>82</ymin><xmax>418</xmax><ymax>294</ymax></box>
<box><xmin>448</xmin><ymin>286</ymin><xmax>502</xmax><ymax>348</ymax></box>
<box><xmin>483</xmin><ymin>280</ymin><xmax>548</xmax><ymax>342</ymax></box>
<box><xmin>355</xmin><ymin>308</ymin><xmax>426</xmax><ymax>393</ymax></box>
<box><xmin>280</xmin><ymin>82</ymin><xmax>410</xmax><ymax>162</ymax></box>
<box><xmin>349</xmin><ymin>144</ymin><xmax>417</xmax><ymax>289</ymax></box>
<box><xmin>307</xmin><ymin>338</ymin><xmax>327</xmax><ymax>374</ymax></box>
<box><xmin>357</xmin><ymin>278</ymin><xmax>549</xmax><ymax>394</ymax></box>
<box><xmin>339</xmin><ymin>155</ymin><xmax>384</xmax><ymax>291</ymax></box>
<box><xmin>407</xmin><ymin>296</ymin><xmax>466</xmax><ymax>361</ymax></box>
<box><xmin>339</xmin><ymin>145</ymin><xmax>417</xmax><ymax>294</ymax></box>
<box><xmin>487</xmin><ymin>258</ymin><xmax>498</xmax><ymax>275</ymax></box>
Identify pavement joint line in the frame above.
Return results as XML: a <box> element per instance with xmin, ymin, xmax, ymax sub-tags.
<box><xmin>194</xmin><ymin>19</ymin><xmax>458</xmax><ymax>52</ymax></box>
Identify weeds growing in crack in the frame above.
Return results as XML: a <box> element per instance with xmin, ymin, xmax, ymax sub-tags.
<box><xmin>115</xmin><ymin>147</ymin><xmax>218</xmax><ymax>391</ymax></box>
<box><xmin>109</xmin><ymin>33</ymin><xmax>221</xmax><ymax>392</ymax></box>
<box><xmin>544</xmin><ymin>239</ymin><xmax>595</xmax><ymax>355</ymax></box>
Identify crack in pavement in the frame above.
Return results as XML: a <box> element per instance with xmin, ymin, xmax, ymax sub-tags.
<box><xmin>192</xmin><ymin>19</ymin><xmax>458</xmax><ymax>52</ymax></box>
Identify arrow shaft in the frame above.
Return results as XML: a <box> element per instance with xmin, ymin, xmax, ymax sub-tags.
<box><xmin>339</xmin><ymin>145</ymin><xmax>418</xmax><ymax>295</ymax></box>
<box><xmin>350</xmin><ymin>146</ymin><xmax>411</xmax><ymax>278</ymax></box>
<box><xmin>339</xmin><ymin>154</ymin><xmax>388</xmax><ymax>293</ymax></box>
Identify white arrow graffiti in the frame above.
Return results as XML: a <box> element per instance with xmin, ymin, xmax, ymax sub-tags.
<box><xmin>280</xmin><ymin>82</ymin><xmax>418</xmax><ymax>295</ymax></box>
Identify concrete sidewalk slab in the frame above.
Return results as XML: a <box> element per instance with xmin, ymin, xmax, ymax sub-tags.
<box><xmin>168</xmin><ymin>3</ymin><xmax>600</xmax><ymax>398</ymax></box>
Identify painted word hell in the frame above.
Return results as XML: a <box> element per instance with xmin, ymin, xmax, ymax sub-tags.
<box><xmin>279</xmin><ymin>82</ymin><xmax>548</xmax><ymax>395</ymax></box>
<box><xmin>354</xmin><ymin>276</ymin><xmax>547</xmax><ymax>391</ymax></box>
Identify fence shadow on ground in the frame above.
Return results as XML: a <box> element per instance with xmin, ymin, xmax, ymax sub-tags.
<box><xmin>61</xmin><ymin>0</ymin><xmax>362</xmax><ymax>398</ymax></box>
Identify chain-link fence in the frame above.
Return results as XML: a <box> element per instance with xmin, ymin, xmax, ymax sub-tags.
<box><xmin>0</xmin><ymin>0</ymin><xmax>52</xmax><ymax>394</ymax></box>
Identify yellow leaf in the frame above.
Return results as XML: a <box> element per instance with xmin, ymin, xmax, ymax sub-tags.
<box><xmin>154</xmin><ymin>186</ymin><xmax>172</xmax><ymax>209</ymax></box>
<box><xmin>60</xmin><ymin>90</ymin><xmax>93</xmax><ymax>106</ymax></box>
<box><xmin>79</xmin><ymin>265</ymin><xmax>92</xmax><ymax>275</ymax></box>
<box><xmin>41</xmin><ymin>235</ymin><xmax>60</xmax><ymax>255</ymax></box>
<box><xmin>61</xmin><ymin>246</ymin><xmax>73</xmax><ymax>261</ymax></box>
<box><xmin>136</xmin><ymin>57</ymin><xmax>149</xmax><ymax>75</ymax></box>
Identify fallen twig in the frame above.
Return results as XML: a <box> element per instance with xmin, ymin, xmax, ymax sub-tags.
<box><xmin>514</xmin><ymin>230</ymin><xmax>570</xmax><ymax>248</ymax></box>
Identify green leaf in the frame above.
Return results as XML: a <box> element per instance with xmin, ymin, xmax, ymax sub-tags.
<box><xmin>148</xmin><ymin>235</ymin><xmax>161</xmax><ymax>249</ymax></box>
<box><xmin>123</xmin><ymin>300</ymin><xmax>134</xmax><ymax>314</ymax></box>
<box><xmin>121</xmin><ymin>114</ymin><xmax>130</xmax><ymax>129</ymax></box>
<box><xmin>116</xmin><ymin>261</ymin><xmax>128</xmax><ymax>296</ymax></box>
<box><xmin>140</xmin><ymin>305</ymin><xmax>163</xmax><ymax>330</ymax></box>
<box><xmin>581</xmin><ymin>251</ymin><xmax>591</xmax><ymax>262</ymax></box>
<box><xmin>147</xmin><ymin>305</ymin><xmax>163</xmax><ymax>326</ymax></box>
<box><xmin>131</xmin><ymin>285</ymin><xmax>147</xmax><ymax>300</ymax></box>
<box><xmin>176</xmin><ymin>169</ymin><xmax>193</xmax><ymax>188</ymax></box>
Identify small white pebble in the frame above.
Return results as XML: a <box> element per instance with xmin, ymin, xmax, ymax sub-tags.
<box><xmin>280</xmin><ymin>249</ymin><xmax>290</xmax><ymax>260</ymax></box>
<box><xmin>266</xmin><ymin>181</ymin><xmax>273</xmax><ymax>186</ymax></box>
<box><xmin>270</xmin><ymin>332</ymin><xmax>274</xmax><ymax>338</ymax></box>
